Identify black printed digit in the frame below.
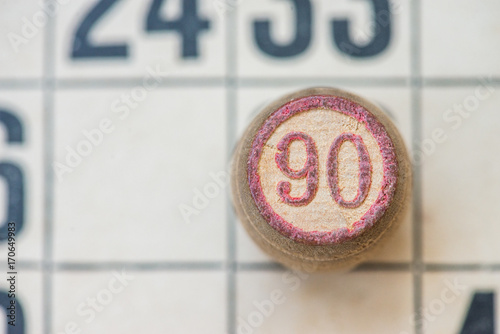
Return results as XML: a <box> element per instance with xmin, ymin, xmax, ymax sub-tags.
<box><xmin>0</xmin><ymin>110</ymin><xmax>23</xmax><ymax>144</ymax></box>
<box><xmin>0</xmin><ymin>163</ymin><xmax>24</xmax><ymax>242</ymax></box>
<box><xmin>71</xmin><ymin>0</ymin><xmax>129</xmax><ymax>59</ymax></box>
<box><xmin>254</xmin><ymin>0</ymin><xmax>312</xmax><ymax>58</ymax></box>
<box><xmin>146</xmin><ymin>0</ymin><xmax>210</xmax><ymax>58</ymax></box>
<box><xmin>332</xmin><ymin>0</ymin><xmax>391</xmax><ymax>58</ymax></box>
<box><xmin>0</xmin><ymin>290</ymin><xmax>25</xmax><ymax>333</ymax></box>
<box><xmin>0</xmin><ymin>110</ymin><xmax>25</xmax><ymax>242</ymax></box>
<box><xmin>459</xmin><ymin>292</ymin><xmax>495</xmax><ymax>334</ymax></box>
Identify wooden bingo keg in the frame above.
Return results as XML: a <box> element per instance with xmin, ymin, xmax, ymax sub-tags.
<box><xmin>231</xmin><ymin>87</ymin><xmax>411</xmax><ymax>271</ymax></box>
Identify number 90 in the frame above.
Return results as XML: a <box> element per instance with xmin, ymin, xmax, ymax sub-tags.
<box><xmin>275</xmin><ymin>131</ymin><xmax>372</xmax><ymax>208</ymax></box>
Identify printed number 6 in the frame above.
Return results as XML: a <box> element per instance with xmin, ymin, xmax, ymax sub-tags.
<box><xmin>0</xmin><ymin>110</ymin><xmax>25</xmax><ymax>242</ymax></box>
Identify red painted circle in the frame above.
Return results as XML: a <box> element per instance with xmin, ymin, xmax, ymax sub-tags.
<box><xmin>247</xmin><ymin>95</ymin><xmax>399</xmax><ymax>245</ymax></box>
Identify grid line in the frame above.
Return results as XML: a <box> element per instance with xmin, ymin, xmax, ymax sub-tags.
<box><xmin>5</xmin><ymin>260</ymin><xmax>500</xmax><ymax>272</ymax></box>
<box><xmin>225</xmin><ymin>7</ymin><xmax>238</xmax><ymax>334</ymax></box>
<box><xmin>42</xmin><ymin>1</ymin><xmax>56</xmax><ymax>333</ymax></box>
<box><xmin>2</xmin><ymin>77</ymin><xmax>500</xmax><ymax>90</ymax></box>
<box><xmin>53</xmin><ymin>261</ymin><xmax>225</xmax><ymax>271</ymax></box>
<box><xmin>410</xmin><ymin>0</ymin><xmax>424</xmax><ymax>333</ymax></box>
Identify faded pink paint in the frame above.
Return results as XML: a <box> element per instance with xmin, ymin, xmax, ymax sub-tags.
<box><xmin>247</xmin><ymin>95</ymin><xmax>398</xmax><ymax>246</ymax></box>
<box><xmin>327</xmin><ymin>132</ymin><xmax>372</xmax><ymax>209</ymax></box>
<box><xmin>275</xmin><ymin>131</ymin><xmax>319</xmax><ymax>206</ymax></box>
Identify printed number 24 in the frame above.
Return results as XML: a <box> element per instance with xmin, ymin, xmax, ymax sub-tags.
<box><xmin>71</xmin><ymin>0</ymin><xmax>392</xmax><ymax>60</ymax></box>
<box><xmin>72</xmin><ymin>0</ymin><xmax>209</xmax><ymax>59</ymax></box>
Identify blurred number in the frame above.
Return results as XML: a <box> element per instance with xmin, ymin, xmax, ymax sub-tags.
<box><xmin>254</xmin><ymin>0</ymin><xmax>312</xmax><ymax>58</ymax></box>
<box><xmin>0</xmin><ymin>285</ymin><xmax>26</xmax><ymax>333</ymax></box>
<box><xmin>72</xmin><ymin>0</ymin><xmax>210</xmax><ymax>59</ymax></box>
<box><xmin>71</xmin><ymin>0</ymin><xmax>129</xmax><ymax>59</ymax></box>
<box><xmin>0</xmin><ymin>111</ymin><xmax>25</xmax><ymax>242</ymax></box>
<box><xmin>332</xmin><ymin>0</ymin><xmax>391</xmax><ymax>58</ymax></box>
<box><xmin>70</xmin><ymin>0</ymin><xmax>393</xmax><ymax>60</ymax></box>
<box><xmin>146</xmin><ymin>0</ymin><xmax>210</xmax><ymax>58</ymax></box>
<box><xmin>0</xmin><ymin>163</ymin><xmax>24</xmax><ymax>241</ymax></box>
<box><xmin>460</xmin><ymin>292</ymin><xmax>495</xmax><ymax>334</ymax></box>
<box><xmin>0</xmin><ymin>111</ymin><xmax>23</xmax><ymax>144</ymax></box>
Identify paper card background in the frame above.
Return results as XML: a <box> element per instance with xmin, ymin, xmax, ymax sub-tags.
<box><xmin>0</xmin><ymin>0</ymin><xmax>499</xmax><ymax>333</ymax></box>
